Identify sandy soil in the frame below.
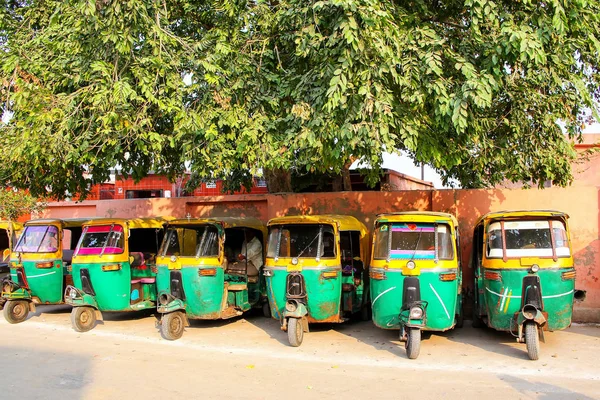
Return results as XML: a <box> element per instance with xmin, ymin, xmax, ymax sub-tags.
<box><xmin>0</xmin><ymin>305</ymin><xmax>599</xmax><ymax>399</ymax></box>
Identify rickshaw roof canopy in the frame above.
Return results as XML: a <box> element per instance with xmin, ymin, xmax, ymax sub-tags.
<box><xmin>375</xmin><ymin>211</ymin><xmax>458</xmax><ymax>226</ymax></box>
<box><xmin>0</xmin><ymin>220</ymin><xmax>23</xmax><ymax>231</ymax></box>
<box><xmin>476</xmin><ymin>210</ymin><xmax>569</xmax><ymax>226</ymax></box>
<box><xmin>166</xmin><ymin>216</ymin><xmax>266</xmax><ymax>235</ymax></box>
<box><xmin>82</xmin><ymin>217</ymin><xmax>173</xmax><ymax>229</ymax></box>
<box><xmin>24</xmin><ymin>218</ymin><xmax>94</xmax><ymax>228</ymax></box>
<box><xmin>268</xmin><ymin>215</ymin><xmax>367</xmax><ymax>236</ymax></box>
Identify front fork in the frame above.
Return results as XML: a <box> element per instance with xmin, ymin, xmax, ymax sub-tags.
<box><xmin>515</xmin><ymin>276</ymin><xmax>547</xmax><ymax>343</ymax></box>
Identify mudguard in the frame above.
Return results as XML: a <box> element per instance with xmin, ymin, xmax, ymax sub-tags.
<box><xmin>283</xmin><ymin>302</ymin><xmax>308</xmax><ymax>319</ymax></box>
<box><xmin>157</xmin><ymin>298</ymin><xmax>186</xmax><ymax>314</ymax></box>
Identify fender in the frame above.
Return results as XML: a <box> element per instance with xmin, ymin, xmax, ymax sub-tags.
<box><xmin>65</xmin><ymin>286</ymin><xmax>99</xmax><ymax>310</ymax></box>
<box><xmin>283</xmin><ymin>301</ymin><xmax>308</xmax><ymax>319</ymax></box>
<box><xmin>157</xmin><ymin>298</ymin><xmax>186</xmax><ymax>314</ymax></box>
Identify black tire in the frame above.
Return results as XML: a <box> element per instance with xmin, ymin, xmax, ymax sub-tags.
<box><xmin>525</xmin><ymin>322</ymin><xmax>540</xmax><ymax>361</ymax></box>
<box><xmin>262</xmin><ymin>302</ymin><xmax>271</xmax><ymax>318</ymax></box>
<box><xmin>287</xmin><ymin>318</ymin><xmax>303</xmax><ymax>347</ymax></box>
<box><xmin>161</xmin><ymin>311</ymin><xmax>185</xmax><ymax>341</ymax></box>
<box><xmin>405</xmin><ymin>327</ymin><xmax>421</xmax><ymax>360</ymax></box>
<box><xmin>472</xmin><ymin>289</ymin><xmax>484</xmax><ymax>328</ymax></box>
<box><xmin>360</xmin><ymin>303</ymin><xmax>372</xmax><ymax>321</ymax></box>
<box><xmin>3</xmin><ymin>300</ymin><xmax>29</xmax><ymax>324</ymax></box>
<box><xmin>455</xmin><ymin>311</ymin><xmax>464</xmax><ymax>329</ymax></box>
<box><xmin>0</xmin><ymin>297</ymin><xmax>6</xmax><ymax>311</ymax></box>
<box><xmin>71</xmin><ymin>306</ymin><xmax>96</xmax><ymax>332</ymax></box>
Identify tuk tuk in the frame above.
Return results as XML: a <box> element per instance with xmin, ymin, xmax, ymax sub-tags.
<box><xmin>264</xmin><ymin>215</ymin><xmax>370</xmax><ymax>347</ymax></box>
<box><xmin>370</xmin><ymin>212</ymin><xmax>463</xmax><ymax>359</ymax></box>
<box><xmin>2</xmin><ymin>219</ymin><xmax>86</xmax><ymax>322</ymax></box>
<box><xmin>0</xmin><ymin>220</ymin><xmax>23</xmax><ymax>309</ymax></box>
<box><xmin>65</xmin><ymin>217</ymin><xmax>169</xmax><ymax>332</ymax></box>
<box><xmin>155</xmin><ymin>217</ymin><xmax>269</xmax><ymax>340</ymax></box>
<box><xmin>471</xmin><ymin>210</ymin><xmax>576</xmax><ymax>360</ymax></box>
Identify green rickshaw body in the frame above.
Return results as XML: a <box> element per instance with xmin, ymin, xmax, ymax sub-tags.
<box><xmin>5</xmin><ymin>219</ymin><xmax>86</xmax><ymax>305</ymax></box>
<box><xmin>155</xmin><ymin>217</ymin><xmax>267</xmax><ymax>322</ymax></box>
<box><xmin>371</xmin><ymin>269</ymin><xmax>460</xmax><ymax>331</ymax></box>
<box><xmin>66</xmin><ymin>218</ymin><xmax>168</xmax><ymax>313</ymax></box>
<box><xmin>472</xmin><ymin>210</ymin><xmax>576</xmax><ymax>333</ymax></box>
<box><xmin>481</xmin><ymin>268</ymin><xmax>574</xmax><ymax>331</ymax></box>
<box><xmin>264</xmin><ymin>215</ymin><xmax>370</xmax><ymax>326</ymax></box>
<box><xmin>370</xmin><ymin>212</ymin><xmax>462</xmax><ymax>333</ymax></box>
<box><xmin>265</xmin><ymin>265</ymin><xmax>343</xmax><ymax>322</ymax></box>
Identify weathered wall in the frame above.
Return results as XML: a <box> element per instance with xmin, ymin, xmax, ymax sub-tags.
<box><xmin>43</xmin><ymin>186</ymin><xmax>600</xmax><ymax>322</ymax></box>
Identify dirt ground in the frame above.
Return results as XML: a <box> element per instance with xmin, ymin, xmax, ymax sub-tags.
<box><xmin>0</xmin><ymin>305</ymin><xmax>599</xmax><ymax>400</ymax></box>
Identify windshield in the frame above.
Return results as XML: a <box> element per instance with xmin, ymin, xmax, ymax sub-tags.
<box><xmin>14</xmin><ymin>225</ymin><xmax>59</xmax><ymax>253</ymax></box>
<box><xmin>487</xmin><ymin>220</ymin><xmax>570</xmax><ymax>258</ymax></box>
<box><xmin>374</xmin><ymin>222</ymin><xmax>454</xmax><ymax>260</ymax></box>
<box><xmin>267</xmin><ymin>224</ymin><xmax>336</xmax><ymax>259</ymax></box>
<box><xmin>75</xmin><ymin>225</ymin><xmax>124</xmax><ymax>255</ymax></box>
<box><xmin>160</xmin><ymin>225</ymin><xmax>219</xmax><ymax>257</ymax></box>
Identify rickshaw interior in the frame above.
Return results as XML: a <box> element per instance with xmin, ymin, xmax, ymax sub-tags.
<box><xmin>486</xmin><ymin>220</ymin><xmax>570</xmax><ymax>259</ymax></box>
<box><xmin>224</xmin><ymin>227</ymin><xmax>264</xmax><ymax>280</ymax></box>
<box><xmin>373</xmin><ymin>223</ymin><xmax>454</xmax><ymax>260</ymax></box>
<box><xmin>0</xmin><ymin>229</ymin><xmax>9</xmax><ymax>263</ymax></box>
<box><xmin>266</xmin><ymin>224</ymin><xmax>336</xmax><ymax>259</ymax></box>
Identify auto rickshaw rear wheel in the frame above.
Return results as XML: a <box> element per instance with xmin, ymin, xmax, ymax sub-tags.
<box><xmin>405</xmin><ymin>327</ymin><xmax>421</xmax><ymax>360</ymax></box>
<box><xmin>262</xmin><ymin>302</ymin><xmax>271</xmax><ymax>318</ymax></box>
<box><xmin>525</xmin><ymin>322</ymin><xmax>540</xmax><ymax>361</ymax></box>
<box><xmin>287</xmin><ymin>318</ymin><xmax>303</xmax><ymax>347</ymax></box>
<box><xmin>71</xmin><ymin>306</ymin><xmax>96</xmax><ymax>332</ymax></box>
<box><xmin>161</xmin><ymin>311</ymin><xmax>185</xmax><ymax>340</ymax></box>
<box><xmin>3</xmin><ymin>300</ymin><xmax>29</xmax><ymax>324</ymax></box>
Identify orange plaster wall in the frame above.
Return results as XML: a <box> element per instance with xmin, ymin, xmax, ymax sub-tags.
<box><xmin>41</xmin><ymin>186</ymin><xmax>600</xmax><ymax>321</ymax></box>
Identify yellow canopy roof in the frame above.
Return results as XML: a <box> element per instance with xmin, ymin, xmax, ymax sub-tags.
<box><xmin>268</xmin><ymin>215</ymin><xmax>367</xmax><ymax>237</ymax></box>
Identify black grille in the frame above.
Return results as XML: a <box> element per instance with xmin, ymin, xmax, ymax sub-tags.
<box><xmin>16</xmin><ymin>268</ymin><xmax>28</xmax><ymax>288</ymax></box>
<box><xmin>80</xmin><ymin>269</ymin><xmax>96</xmax><ymax>296</ymax></box>
<box><xmin>521</xmin><ymin>275</ymin><xmax>543</xmax><ymax>310</ymax></box>
<box><xmin>402</xmin><ymin>277</ymin><xmax>421</xmax><ymax>309</ymax></box>
<box><xmin>286</xmin><ymin>273</ymin><xmax>306</xmax><ymax>299</ymax></box>
<box><xmin>170</xmin><ymin>270</ymin><xmax>186</xmax><ymax>301</ymax></box>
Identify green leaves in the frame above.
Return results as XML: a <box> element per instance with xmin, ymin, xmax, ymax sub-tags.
<box><xmin>1</xmin><ymin>0</ymin><xmax>599</xmax><ymax>197</ymax></box>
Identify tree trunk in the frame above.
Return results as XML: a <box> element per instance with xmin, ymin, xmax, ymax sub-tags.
<box><xmin>341</xmin><ymin>157</ymin><xmax>356</xmax><ymax>191</ymax></box>
<box><xmin>264</xmin><ymin>168</ymin><xmax>292</xmax><ymax>193</ymax></box>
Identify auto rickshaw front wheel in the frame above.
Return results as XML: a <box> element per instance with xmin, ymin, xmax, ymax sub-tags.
<box><xmin>525</xmin><ymin>322</ymin><xmax>540</xmax><ymax>361</ymax></box>
<box><xmin>405</xmin><ymin>327</ymin><xmax>421</xmax><ymax>360</ymax></box>
<box><xmin>71</xmin><ymin>306</ymin><xmax>97</xmax><ymax>332</ymax></box>
<box><xmin>262</xmin><ymin>302</ymin><xmax>271</xmax><ymax>318</ymax></box>
<box><xmin>3</xmin><ymin>300</ymin><xmax>29</xmax><ymax>324</ymax></box>
<box><xmin>161</xmin><ymin>311</ymin><xmax>185</xmax><ymax>341</ymax></box>
<box><xmin>287</xmin><ymin>318</ymin><xmax>304</xmax><ymax>347</ymax></box>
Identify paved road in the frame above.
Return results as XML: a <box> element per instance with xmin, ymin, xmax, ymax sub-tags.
<box><xmin>0</xmin><ymin>305</ymin><xmax>599</xmax><ymax>399</ymax></box>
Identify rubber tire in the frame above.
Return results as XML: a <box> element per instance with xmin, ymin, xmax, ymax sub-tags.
<box><xmin>160</xmin><ymin>311</ymin><xmax>185</xmax><ymax>341</ymax></box>
<box><xmin>405</xmin><ymin>327</ymin><xmax>421</xmax><ymax>360</ymax></box>
<box><xmin>287</xmin><ymin>318</ymin><xmax>304</xmax><ymax>347</ymax></box>
<box><xmin>455</xmin><ymin>311</ymin><xmax>464</xmax><ymax>329</ymax></box>
<box><xmin>525</xmin><ymin>322</ymin><xmax>540</xmax><ymax>361</ymax></box>
<box><xmin>0</xmin><ymin>297</ymin><xmax>6</xmax><ymax>311</ymax></box>
<box><xmin>3</xmin><ymin>300</ymin><xmax>29</xmax><ymax>324</ymax></box>
<box><xmin>262</xmin><ymin>302</ymin><xmax>271</xmax><ymax>318</ymax></box>
<box><xmin>360</xmin><ymin>303</ymin><xmax>372</xmax><ymax>321</ymax></box>
<box><xmin>71</xmin><ymin>306</ymin><xmax>97</xmax><ymax>333</ymax></box>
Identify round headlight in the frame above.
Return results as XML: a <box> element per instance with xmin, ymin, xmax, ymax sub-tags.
<box><xmin>291</xmin><ymin>257</ymin><xmax>299</xmax><ymax>265</ymax></box>
<box><xmin>159</xmin><ymin>293</ymin><xmax>170</xmax><ymax>306</ymax></box>
<box><xmin>410</xmin><ymin>306</ymin><xmax>423</xmax><ymax>319</ymax></box>
<box><xmin>285</xmin><ymin>301</ymin><xmax>297</xmax><ymax>312</ymax></box>
<box><xmin>406</xmin><ymin>260</ymin><xmax>416</xmax><ymax>270</ymax></box>
<box><xmin>170</xmin><ymin>255</ymin><xmax>177</xmax><ymax>263</ymax></box>
<box><xmin>531</xmin><ymin>264</ymin><xmax>540</xmax><ymax>273</ymax></box>
<box><xmin>69</xmin><ymin>288</ymin><xmax>77</xmax><ymax>298</ymax></box>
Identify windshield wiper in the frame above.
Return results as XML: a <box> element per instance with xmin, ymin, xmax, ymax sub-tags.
<box><xmin>297</xmin><ymin>226</ymin><xmax>323</xmax><ymax>259</ymax></box>
<box><xmin>99</xmin><ymin>224</ymin><xmax>115</xmax><ymax>258</ymax></box>
<box><xmin>34</xmin><ymin>226</ymin><xmax>51</xmax><ymax>253</ymax></box>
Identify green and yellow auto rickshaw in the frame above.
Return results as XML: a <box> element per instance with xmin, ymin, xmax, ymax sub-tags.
<box><xmin>472</xmin><ymin>210</ymin><xmax>576</xmax><ymax>360</ymax></box>
<box><xmin>264</xmin><ymin>215</ymin><xmax>370</xmax><ymax>347</ymax></box>
<box><xmin>370</xmin><ymin>212</ymin><xmax>463</xmax><ymax>359</ymax></box>
<box><xmin>0</xmin><ymin>220</ymin><xmax>23</xmax><ymax>309</ymax></box>
<box><xmin>65</xmin><ymin>217</ymin><xmax>169</xmax><ymax>332</ymax></box>
<box><xmin>155</xmin><ymin>217</ymin><xmax>269</xmax><ymax>340</ymax></box>
<box><xmin>2</xmin><ymin>219</ymin><xmax>87</xmax><ymax>322</ymax></box>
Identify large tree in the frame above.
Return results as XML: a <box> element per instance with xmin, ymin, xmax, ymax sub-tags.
<box><xmin>1</xmin><ymin>0</ymin><xmax>599</xmax><ymax>198</ymax></box>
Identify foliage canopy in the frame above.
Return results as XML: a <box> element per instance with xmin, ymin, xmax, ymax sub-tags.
<box><xmin>1</xmin><ymin>0</ymin><xmax>599</xmax><ymax>198</ymax></box>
